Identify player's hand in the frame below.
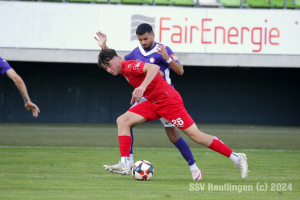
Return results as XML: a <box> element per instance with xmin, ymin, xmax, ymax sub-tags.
<box><xmin>158</xmin><ymin>70</ymin><xmax>164</xmax><ymax>77</ymax></box>
<box><xmin>156</xmin><ymin>45</ymin><xmax>169</xmax><ymax>61</ymax></box>
<box><xmin>130</xmin><ymin>86</ymin><xmax>146</xmax><ymax>105</ymax></box>
<box><xmin>94</xmin><ymin>31</ymin><xmax>107</xmax><ymax>49</ymax></box>
<box><xmin>25</xmin><ymin>101</ymin><xmax>40</xmax><ymax>117</ymax></box>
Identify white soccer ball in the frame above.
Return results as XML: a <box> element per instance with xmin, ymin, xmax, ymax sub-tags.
<box><xmin>131</xmin><ymin>160</ymin><xmax>154</xmax><ymax>181</ymax></box>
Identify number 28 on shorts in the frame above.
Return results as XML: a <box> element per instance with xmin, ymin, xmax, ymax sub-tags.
<box><xmin>172</xmin><ymin>118</ymin><xmax>184</xmax><ymax>127</ymax></box>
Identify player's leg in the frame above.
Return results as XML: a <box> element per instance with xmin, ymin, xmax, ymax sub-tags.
<box><xmin>158</xmin><ymin>95</ymin><xmax>248</xmax><ymax>180</ymax></box>
<box><xmin>164</xmin><ymin>126</ymin><xmax>180</xmax><ymax>143</ymax></box>
<box><xmin>104</xmin><ymin>111</ymin><xmax>146</xmax><ymax>175</ymax></box>
<box><xmin>181</xmin><ymin>123</ymin><xmax>248</xmax><ymax>179</ymax></box>
<box><xmin>128</xmin><ymin>97</ymin><xmax>147</xmax><ymax>167</ymax></box>
<box><xmin>129</xmin><ymin>129</ymin><xmax>134</xmax><ymax>166</ymax></box>
<box><xmin>160</xmin><ymin>118</ymin><xmax>201</xmax><ymax>180</ymax></box>
<box><xmin>104</xmin><ymin>101</ymin><xmax>160</xmax><ymax>176</ymax></box>
<box><xmin>104</xmin><ymin>128</ymin><xmax>134</xmax><ymax>171</ymax></box>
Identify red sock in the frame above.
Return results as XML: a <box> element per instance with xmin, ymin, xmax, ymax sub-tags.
<box><xmin>119</xmin><ymin>135</ymin><xmax>131</xmax><ymax>157</ymax></box>
<box><xmin>208</xmin><ymin>136</ymin><xmax>232</xmax><ymax>157</ymax></box>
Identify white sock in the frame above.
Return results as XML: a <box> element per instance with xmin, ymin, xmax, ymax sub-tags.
<box><xmin>230</xmin><ymin>152</ymin><xmax>240</xmax><ymax>163</ymax></box>
<box><xmin>190</xmin><ymin>163</ymin><xmax>199</xmax><ymax>172</ymax></box>
<box><xmin>121</xmin><ymin>156</ymin><xmax>130</xmax><ymax>167</ymax></box>
<box><xmin>130</xmin><ymin>153</ymin><xmax>134</xmax><ymax>165</ymax></box>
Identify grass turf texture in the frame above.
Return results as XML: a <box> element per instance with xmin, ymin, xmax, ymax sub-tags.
<box><xmin>1</xmin><ymin>123</ymin><xmax>300</xmax><ymax>150</ymax></box>
<box><xmin>0</xmin><ymin>123</ymin><xmax>299</xmax><ymax>199</ymax></box>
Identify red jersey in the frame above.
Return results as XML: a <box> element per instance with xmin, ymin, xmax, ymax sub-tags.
<box><xmin>121</xmin><ymin>60</ymin><xmax>179</xmax><ymax>103</ymax></box>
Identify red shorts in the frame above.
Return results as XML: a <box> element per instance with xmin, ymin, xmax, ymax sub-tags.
<box><xmin>128</xmin><ymin>94</ymin><xmax>194</xmax><ymax>129</ymax></box>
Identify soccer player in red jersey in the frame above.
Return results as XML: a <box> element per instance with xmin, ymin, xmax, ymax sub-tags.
<box><xmin>96</xmin><ymin>24</ymin><xmax>202</xmax><ymax>180</ymax></box>
<box><xmin>98</xmin><ymin>49</ymin><xmax>249</xmax><ymax>180</ymax></box>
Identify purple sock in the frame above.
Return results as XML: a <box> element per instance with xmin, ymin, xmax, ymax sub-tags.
<box><xmin>174</xmin><ymin>137</ymin><xmax>195</xmax><ymax>166</ymax></box>
<box><xmin>130</xmin><ymin>129</ymin><xmax>134</xmax><ymax>154</ymax></box>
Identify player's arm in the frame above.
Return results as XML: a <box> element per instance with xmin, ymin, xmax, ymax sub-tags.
<box><xmin>130</xmin><ymin>63</ymin><xmax>160</xmax><ymax>105</ymax></box>
<box><xmin>156</xmin><ymin>45</ymin><xmax>184</xmax><ymax>75</ymax></box>
<box><xmin>158</xmin><ymin>70</ymin><xmax>164</xmax><ymax>77</ymax></box>
<box><xmin>95</xmin><ymin>32</ymin><xmax>162</xmax><ymax>75</ymax></box>
<box><xmin>95</xmin><ymin>31</ymin><xmax>126</xmax><ymax>62</ymax></box>
<box><xmin>94</xmin><ymin>31</ymin><xmax>109</xmax><ymax>49</ymax></box>
<box><xmin>167</xmin><ymin>57</ymin><xmax>184</xmax><ymax>75</ymax></box>
<box><xmin>5</xmin><ymin>69</ymin><xmax>40</xmax><ymax>117</ymax></box>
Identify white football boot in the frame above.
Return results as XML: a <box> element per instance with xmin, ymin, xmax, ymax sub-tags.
<box><xmin>107</xmin><ymin>161</ymin><xmax>130</xmax><ymax>176</ymax></box>
<box><xmin>235</xmin><ymin>153</ymin><xmax>249</xmax><ymax>179</ymax></box>
<box><xmin>192</xmin><ymin>169</ymin><xmax>203</xmax><ymax>180</ymax></box>
<box><xmin>103</xmin><ymin>164</ymin><xmax>113</xmax><ymax>172</ymax></box>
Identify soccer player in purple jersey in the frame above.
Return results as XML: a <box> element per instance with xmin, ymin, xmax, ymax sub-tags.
<box><xmin>94</xmin><ymin>24</ymin><xmax>202</xmax><ymax>180</ymax></box>
<box><xmin>0</xmin><ymin>57</ymin><xmax>40</xmax><ymax>117</ymax></box>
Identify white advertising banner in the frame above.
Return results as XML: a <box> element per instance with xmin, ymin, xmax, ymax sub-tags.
<box><xmin>0</xmin><ymin>2</ymin><xmax>299</xmax><ymax>55</ymax></box>
<box><xmin>0</xmin><ymin>2</ymin><xmax>101</xmax><ymax>50</ymax></box>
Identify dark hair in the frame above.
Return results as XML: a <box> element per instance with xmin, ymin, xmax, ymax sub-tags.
<box><xmin>136</xmin><ymin>23</ymin><xmax>153</xmax><ymax>35</ymax></box>
<box><xmin>98</xmin><ymin>48</ymin><xmax>118</xmax><ymax>68</ymax></box>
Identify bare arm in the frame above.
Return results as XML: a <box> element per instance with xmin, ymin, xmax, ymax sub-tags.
<box><xmin>156</xmin><ymin>44</ymin><xmax>184</xmax><ymax>75</ymax></box>
<box><xmin>6</xmin><ymin>69</ymin><xmax>30</xmax><ymax>103</ymax></box>
<box><xmin>94</xmin><ymin>31</ymin><xmax>166</xmax><ymax>76</ymax></box>
<box><xmin>168</xmin><ymin>59</ymin><xmax>184</xmax><ymax>75</ymax></box>
<box><xmin>5</xmin><ymin>69</ymin><xmax>40</xmax><ymax>117</ymax></box>
<box><xmin>94</xmin><ymin>31</ymin><xmax>126</xmax><ymax>62</ymax></box>
<box><xmin>94</xmin><ymin>31</ymin><xmax>109</xmax><ymax>49</ymax></box>
<box><xmin>158</xmin><ymin>70</ymin><xmax>164</xmax><ymax>77</ymax></box>
<box><xmin>130</xmin><ymin>63</ymin><xmax>160</xmax><ymax>105</ymax></box>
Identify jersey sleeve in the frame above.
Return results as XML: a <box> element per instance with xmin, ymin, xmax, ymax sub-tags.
<box><xmin>124</xmin><ymin>51</ymin><xmax>134</xmax><ymax>61</ymax></box>
<box><xmin>0</xmin><ymin>59</ymin><xmax>12</xmax><ymax>77</ymax></box>
<box><xmin>166</xmin><ymin>46</ymin><xmax>179</xmax><ymax>63</ymax></box>
<box><xmin>130</xmin><ymin>61</ymin><xmax>145</xmax><ymax>75</ymax></box>
<box><xmin>123</xmin><ymin>60</ymin><xmax>145</xmax><ymax>75</ymax></box>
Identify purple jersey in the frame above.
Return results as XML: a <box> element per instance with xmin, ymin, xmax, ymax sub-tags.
<box><xmin>0</xmin><ymin>57</ymin><xmax>12</xmax><ymax>77</ymax></box>
<box><xmin>124</xmin><ymin>42</ymin><xmax>179</xmax><ymax>87</ymax></box>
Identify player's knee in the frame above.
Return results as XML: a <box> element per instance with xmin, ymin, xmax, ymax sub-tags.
<box><xmin>165</xmin><ymin>127</ymin><xmax>180</xmax><ymax>143</ymax></box>
<box><xmin>117</xmin><ymin>114</ymin><xmax>134</xmax><ymax>128</ymax></box>
<box><xmin>116</xmin><ymin>116</ymin><xmax>121</xmax><ymax>125</ymax></box>
<box><xmin>168</xmin><ymin>135</ymin><xmax>180</xmax><ymax>143</ymax></box>
<box><xmin>116</xmin><ymin>115</ymin><xmax>128</xmax><ymax>127</ymax></box>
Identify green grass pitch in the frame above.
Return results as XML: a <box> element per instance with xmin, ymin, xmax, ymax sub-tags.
<box><xmin>0</xmin><ymin>123</ymin><xmax>299</xmax><ymax>199</ymax></box>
